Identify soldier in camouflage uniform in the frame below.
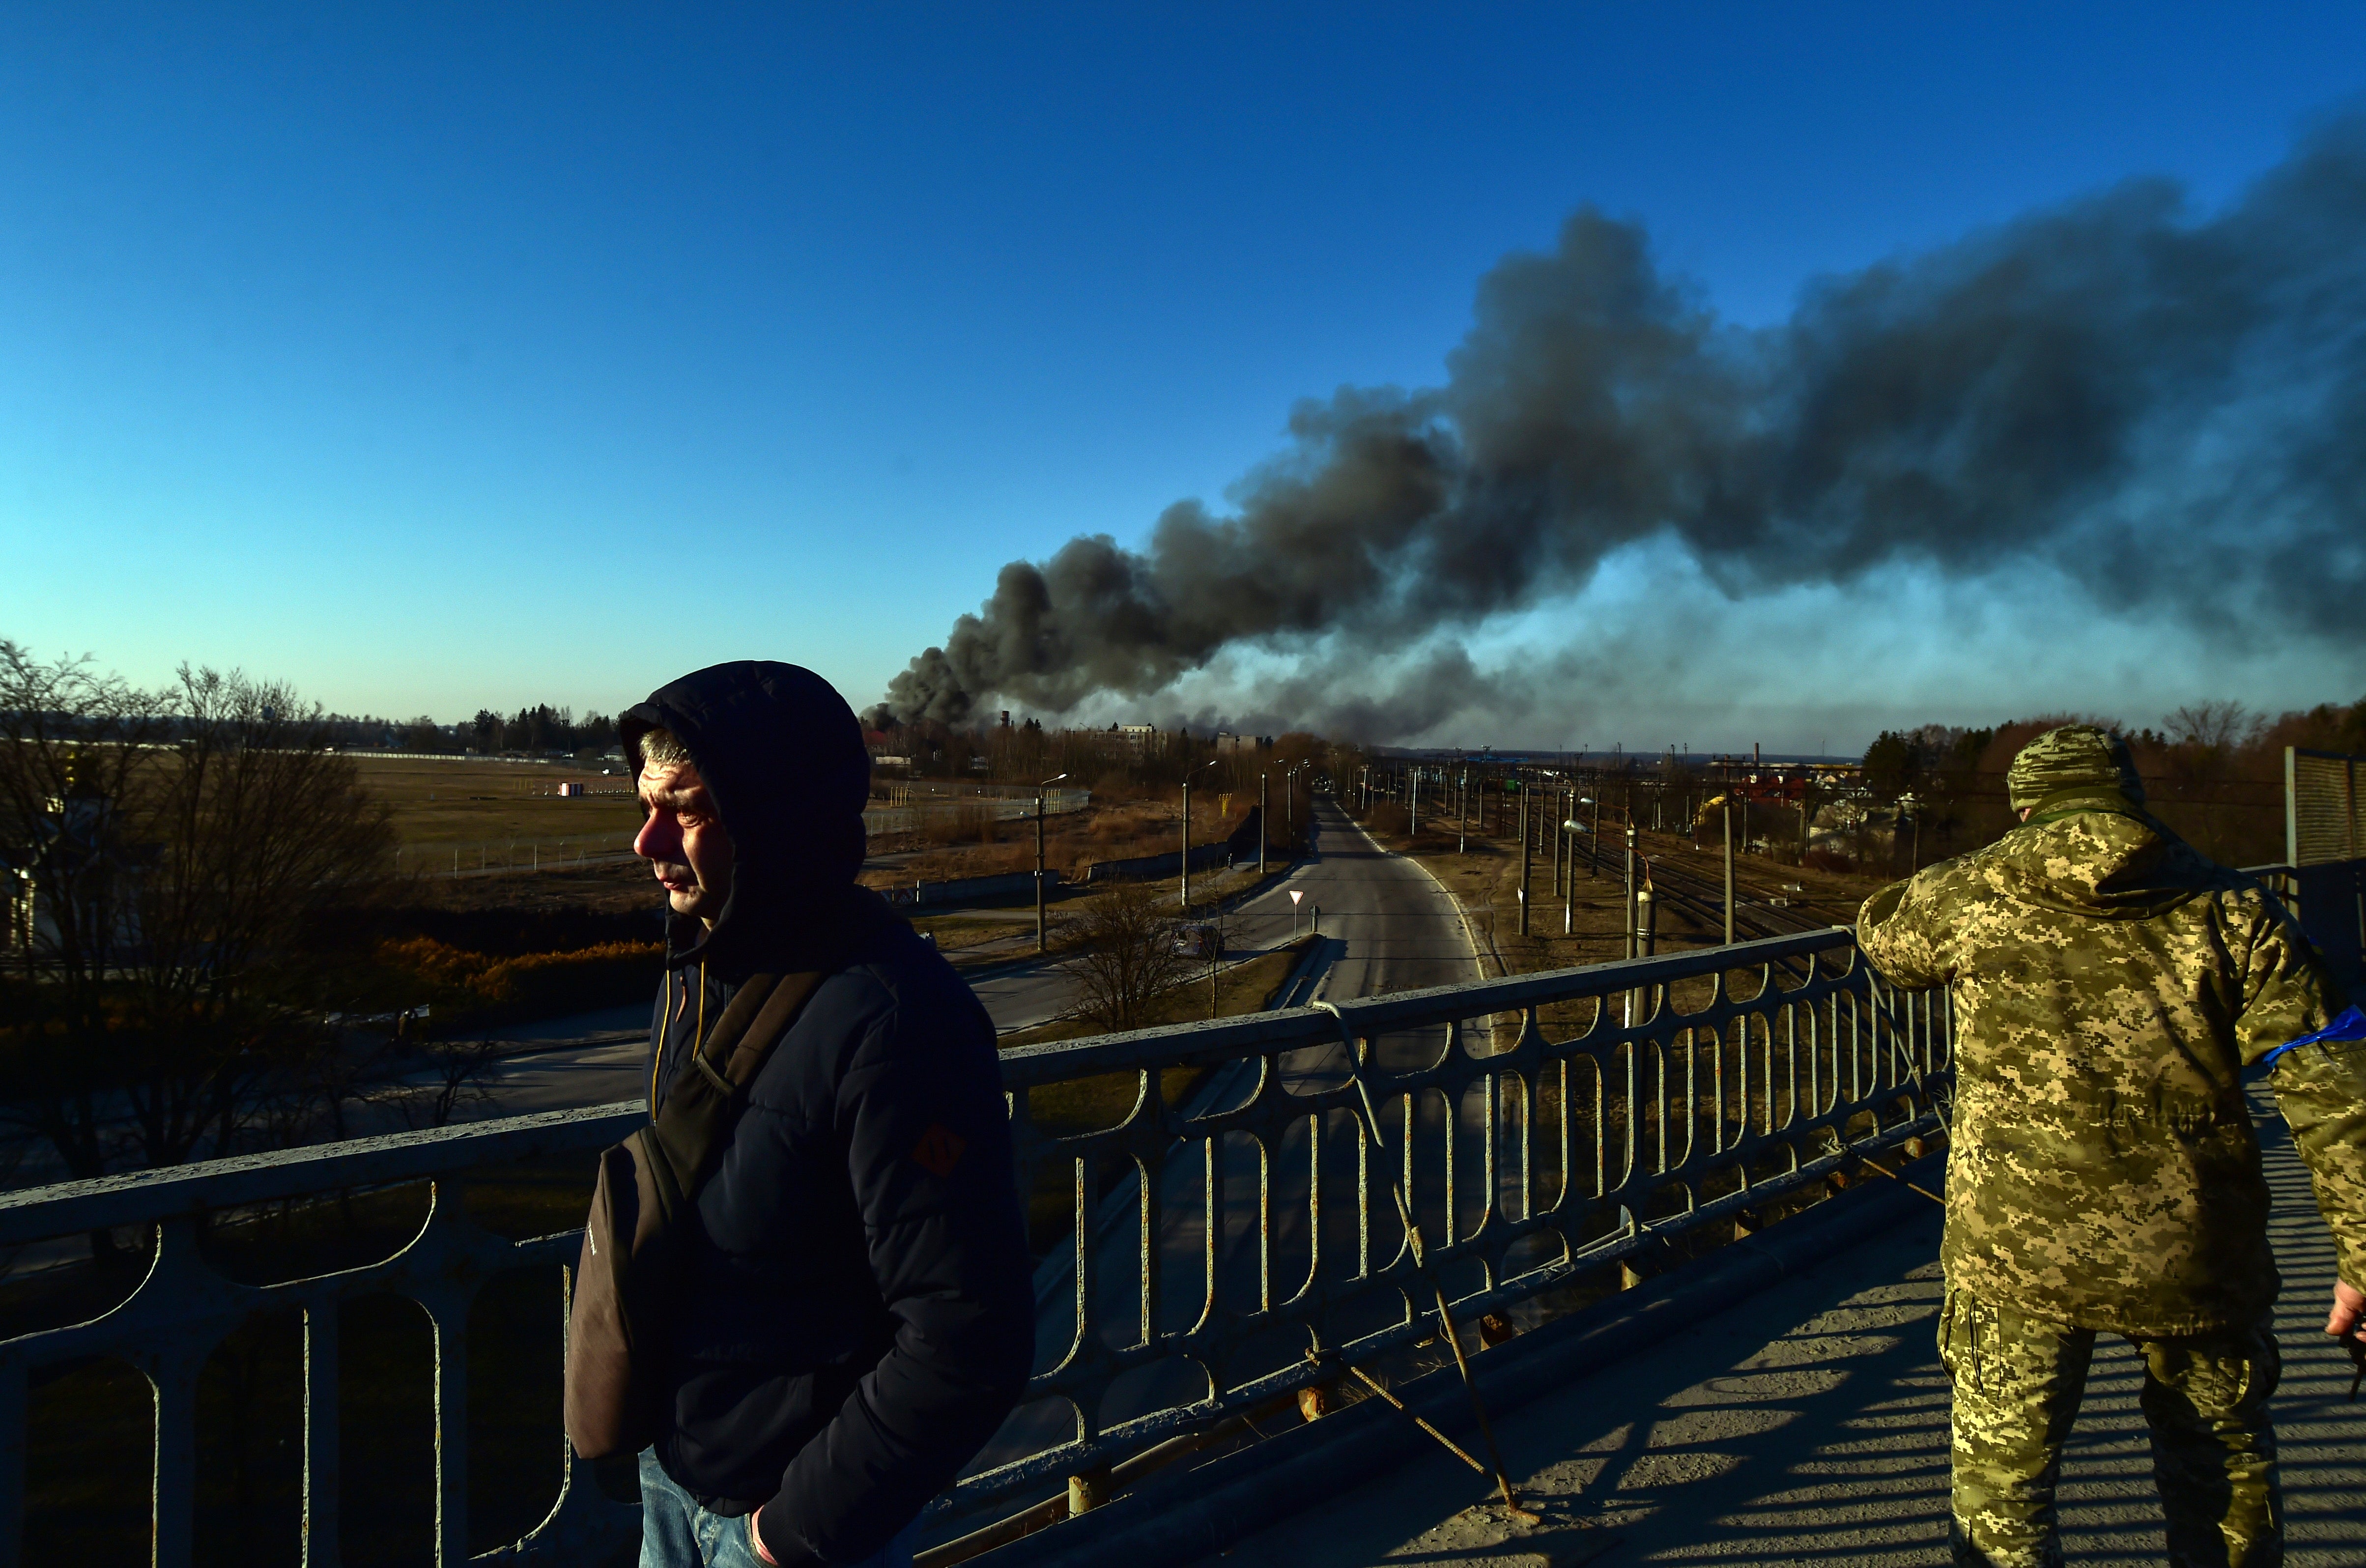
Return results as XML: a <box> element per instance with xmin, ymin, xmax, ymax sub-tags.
<box><xmin>1857</xmin><ymin>724</ymin><xmax>2366</xmax><ymax>1568</ymax></box>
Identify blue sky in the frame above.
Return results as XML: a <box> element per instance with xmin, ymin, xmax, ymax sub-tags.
<box><xmin>5</xmin><ymin>4</ymin><xmax>2363</xmax><ymax>751</ymax></box>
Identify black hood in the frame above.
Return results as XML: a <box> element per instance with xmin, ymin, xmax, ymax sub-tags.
<box><xmin>620</xmin><ymin>661</ymin><xmax>870</xmax><ymax>973</ymax></box>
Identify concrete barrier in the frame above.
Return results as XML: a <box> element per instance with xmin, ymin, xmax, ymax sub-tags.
<box><xmin>1083</xmin><ymin>844</ymin><xmax>1231</xmax><ymax>884</ymax></box>
<box><xmin>887</xmin><ymin>870</ymin><xmax>1063</xmax><ymax>908</ymax></box>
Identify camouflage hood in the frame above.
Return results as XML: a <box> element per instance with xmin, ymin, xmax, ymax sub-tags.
<box><xmin>1982</xmin><ymin>786</ymin><xmax>2207</xmax><ymax>923</ymax></box>
<box><xmin>1857</xmin><ymin>781</ymin><xmax>2346</xmax><ymax>1339</ymax></box>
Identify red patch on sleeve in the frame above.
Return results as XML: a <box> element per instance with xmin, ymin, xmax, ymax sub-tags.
<box><xmin>911</xmin><ymin>1123</ymin><xmax>967</xmax><ymax>1178</ymax></box>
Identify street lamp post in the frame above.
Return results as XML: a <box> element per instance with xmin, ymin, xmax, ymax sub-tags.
<box><xmin>1035</xmin><ymin>773</ymin><xmax>1067</xmax><ymax>953</ymax></box>
<box><xmin>1181</xmin><ymin>760</ymin><xmax>1216</xmax><ymax>909</ymax></box>
<box><xmin>1258</xmin><ymin>771</ymin><xmax>1268</xmax><ymax>876</ymax></box>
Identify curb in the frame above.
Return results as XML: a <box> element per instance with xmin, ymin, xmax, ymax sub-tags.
<box><xmin>975</xmin><ymin>1153</ymin><xmax>1945</xmax><ymax>1568</ymax></box>
<box><xmin>959</xmin><ymin>863</ymin><xmax>1304</xmax><ymax>990</ymax></box>
<box><xmin>1337</xmin><ymin>806</ymin><xmax>1495</xmax><ymax>982</ymax></box>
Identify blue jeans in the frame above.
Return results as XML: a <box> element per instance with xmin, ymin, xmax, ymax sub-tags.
<box><xmin>637</xmin><ymin>1449</ymin><xmax>921</xmax><ymax>1568</ymax></box>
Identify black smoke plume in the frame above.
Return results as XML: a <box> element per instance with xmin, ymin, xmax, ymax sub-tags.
<box><xmin>883</xmin><ymin>116</ymin><xmax>2366</xmax><ymax>732</ymax></box>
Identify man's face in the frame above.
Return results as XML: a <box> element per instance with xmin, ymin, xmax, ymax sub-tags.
<box><xmin>634</xmin><ymin>759</ymin><xmax>736</xmax><ymax>925</ymax></box>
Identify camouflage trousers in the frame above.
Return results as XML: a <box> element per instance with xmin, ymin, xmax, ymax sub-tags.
<box><xmin>1938</xmin><ymin>1289</ymin><xmax>2281</xmax><ymax>1568</ymax></box>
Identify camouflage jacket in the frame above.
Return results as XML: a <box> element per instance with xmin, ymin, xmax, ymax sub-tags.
<box><xmin>1857</xmin><ymin>787</ymin><xmax>2361</xmax><ymax>1337</ymax></box>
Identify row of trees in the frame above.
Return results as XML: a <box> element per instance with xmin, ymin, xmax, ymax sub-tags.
<box><xmin>1856</xmin><ymin>695</ymin><xmax>2366</xmax><ymax>868</ymax></box>
<box><xmin>464</xmin><ymin>704</ymin><xmax>619</xmax><ymax>757</ymax></box>
<box><xmin>299</xmin><ymin>705</ymin><xmax>626</xmax><ymax>756</ymax></box>
<box><xmin>872</xmin><ymin>714</ymin><xmax>1351</xmax><ymax>801</ymax></box>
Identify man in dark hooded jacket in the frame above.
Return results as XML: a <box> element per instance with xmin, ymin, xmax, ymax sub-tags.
<box><xmin>618</xmin><ymin>661</ymin><xmax>1033</xmax><ymax>1568</ymax></box>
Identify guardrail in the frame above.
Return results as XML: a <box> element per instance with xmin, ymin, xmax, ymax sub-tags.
<box><xmin>863</xmin><ymin>790</ymin><xmax>1093</xmax><ymax>838</ymax></box>
<box><xmin>397</xmin><ymin>834</ymin><xmax>643</xmax><ymax>878</ymax></box>
<box><xmin>0</xmin><ymin>927</ymin><xmax>1947</xmax><ymax>1566</ymax></box>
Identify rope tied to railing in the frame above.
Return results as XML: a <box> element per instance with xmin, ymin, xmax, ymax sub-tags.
<box><xmin>1313</xmin><ymin>999</ymin><xmax>1541</xmax><ymax>1521</ymax></box>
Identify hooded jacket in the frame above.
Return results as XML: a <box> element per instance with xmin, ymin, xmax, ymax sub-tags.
<box><xmin>620</xmin><ymin>663</ymin><xmax>1033</xmax><ymax>1562</ymax></box>
<box><xmin>1857</xmin><ymin>786</ymin><xmax>2362</xmax><ymax>1336</ymax></box>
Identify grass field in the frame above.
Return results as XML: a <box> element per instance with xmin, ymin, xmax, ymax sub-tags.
<box><xmin>351</xmin><ymin>757</ymin><xmax>641</xmax><ymax>851</ymax></box>
<box><xmin>351</xmin><ymin>757</ymin><xmax>1259</xmax><ymax>895</ymax></box>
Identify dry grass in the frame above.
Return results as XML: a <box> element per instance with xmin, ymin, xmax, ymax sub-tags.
<box><xmin>1000</xmin><ymin>932</ymin><xmax>1313</xmax><ymax>1056</ymax></box>
<box><xmin>353</xmin><ymin>757</ymin><xmax>638</xmax><ymax>851</ymax></box>
<box><xmin>862</xmin><ymin>795</ymin><xmax>1254</xmax><ymax>888</ymax></box>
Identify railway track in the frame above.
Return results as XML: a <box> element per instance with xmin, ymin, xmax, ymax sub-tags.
<box><xmin>1645</xmin><ymin>853</ymin><xmax>1834</xmax><ymax>941</ymax></box>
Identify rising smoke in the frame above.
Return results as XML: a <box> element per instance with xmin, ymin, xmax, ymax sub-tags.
<box><xmin>882</xmin><ymin>116</ymin><xmax>2366</xmax><ymax>736</ymax></box>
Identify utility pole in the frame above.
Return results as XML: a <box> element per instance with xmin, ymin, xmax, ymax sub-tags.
<box><xmin>1627</xmin><ymin>874</ymin><xmax>1656</xmax><ymax>1029</ymax></box>
<box><xmin>1623</xmin><ymin>822</ymin><xmax>1638</xmax><ymax>960</ymax></box>
<box><xmin>1518</xmin><ymin>788</ymin><xmax>1531</xmax><ymax>936</ymax></box>
<box><xmin>1549</xmin><ymin>789</ymin><xmax>1562</xmax><ymax>897</ymax></box>
<box><xmin>1181</xmin><ymin>761</ymin><xmax>1214</xmax><ymax>908</ymax></box>
<box><xmin>1035</xmin><ymin>772</ymin><xmax>1066</xmax><ymax>953</ymax></box>
<box><xmin>1410</xmin><ymin>769</ymin><xmax>1420</xmax><ymax>836</ymax></box>
<box><xmin>1563</xmin><ymin>797</ymin><xmax>1575</xmax><ymax>936</ymax></box>
<box><xmin>1722</xmin><ymin>798</ymin><xmax>1737</xmax><ymax>946</ymax></box>
<box><xmin>1209</xmin><ymin>903</ymin><xmax>1220</xmax><ymax>1019</ymax></box>
<box><xmin>1259</xmin><ymin>772</ymin><xmax>1269</xmax><ymax>875</ymax></box>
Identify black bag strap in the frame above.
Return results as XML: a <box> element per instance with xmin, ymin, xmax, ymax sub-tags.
<box><xmin>646</xmin><ymin>969</ymin><xmax>827</xmax><ymax>1200</ymax></box>
<box><xmin>644</xmin><ymin>889</ymin><xmax>903</xmax><ymax>1199</ymax></box>
<box><xmin>680</xmin><ymin>969</ymin><xmax>827</xmax><ymax>1101</ymax></box>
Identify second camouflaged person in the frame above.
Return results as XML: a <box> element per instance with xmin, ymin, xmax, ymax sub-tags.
<box><xmin>1857</xmin><ymin>724</ymin><xmax>2366</xmax><ymax>1568</ymax></box>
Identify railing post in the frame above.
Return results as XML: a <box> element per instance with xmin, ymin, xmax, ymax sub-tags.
<box><xmin>424</xmin><ymin>1283</ymin><xmax>470</xmax><ymax>1567</ymax></box>
<box><xmin>303</xmin><ymin>1301</ymin><xmax>341</xmax><ymax>1568</ymax></box>
<box><xmin>0</xmin><ymin>1361</ymin><xmax>24</xmax><ymax>1568</ymax></box>
<box><xmin>148</xmin><ymin>1347</ymin><xmax>201</xmax><ymax>1568</ymax></box>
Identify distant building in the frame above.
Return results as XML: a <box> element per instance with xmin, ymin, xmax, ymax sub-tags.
<box><xmin>0</xmin><ymin>768</ymin><xmax>145</xmax><ymax>959</ymax></box>
<box><xmin>1118</xmin><ymin>723</ymin><xmax>1157</xmax><ymax>756</ymax></box>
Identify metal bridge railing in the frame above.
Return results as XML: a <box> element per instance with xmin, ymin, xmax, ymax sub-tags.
<box><xmin>979</xmin><ymin>925</ymin><xmax>1949</xmax><ymax>1519</ymax></box>
<box><xmin>0</xmin><ymin>927</ymin><xmax>1948</xmax><ymax>1566</ymax></box>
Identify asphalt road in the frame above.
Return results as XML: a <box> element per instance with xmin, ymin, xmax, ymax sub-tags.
<box><xmin>956</xmin><ymin>798</ymin><xmax>1486</xmax><ymax>1502</ymax></box>
<box><xmin>1187</xmin><ymin>1080</ymin><xmax>2366</xmax><ymax>1568</ymax></box>
<box><xmin>465</xmin><ymin>795</ymin><xmax>1482</xmax><ymax>1114</ymax></box>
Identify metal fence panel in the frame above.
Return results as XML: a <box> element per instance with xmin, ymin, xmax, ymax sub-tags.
<box><xmin>0</xmin><ymin>932</ymin><xmax>1947</xmax><ymax>1563</ymax></box>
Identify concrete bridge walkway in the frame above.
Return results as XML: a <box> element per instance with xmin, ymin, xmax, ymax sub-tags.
<box><xmin>1197</xmin><ymin>1083</ymin><xmax>2366</xmax><ymax>1567</ymax></box>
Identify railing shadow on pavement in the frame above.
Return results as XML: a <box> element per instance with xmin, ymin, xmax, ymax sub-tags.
<box><xmin>0</xmin><ymin>926</ymin><xmax>1949</xmax><ymax>1567</ymax></box>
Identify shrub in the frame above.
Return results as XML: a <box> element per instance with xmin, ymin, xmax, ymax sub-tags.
<box><xmin>378</xmin><ymin>936</ymin><xmax>663</xmax><ymax>1024</ymax></box>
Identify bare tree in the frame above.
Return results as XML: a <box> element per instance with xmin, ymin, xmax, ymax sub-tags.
<box><xmin>2165</xmin><ymin>700</ymin><xmax>2264</xmax><ymax>754</ymax></box>
<box><xmin>0</xmin><ymin>648</ymin><xmax>396</xmax><ymax>1181</ymax></box>
<box><xmin>1061</xmin><ymin>879</ymin><xmax>1194</xmax><ymax>1033</ymax></box>
<box><xmin>386</xmin><ymin>1035</ymin><xmax>505</xmax><ymax>1131</ymax></box>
